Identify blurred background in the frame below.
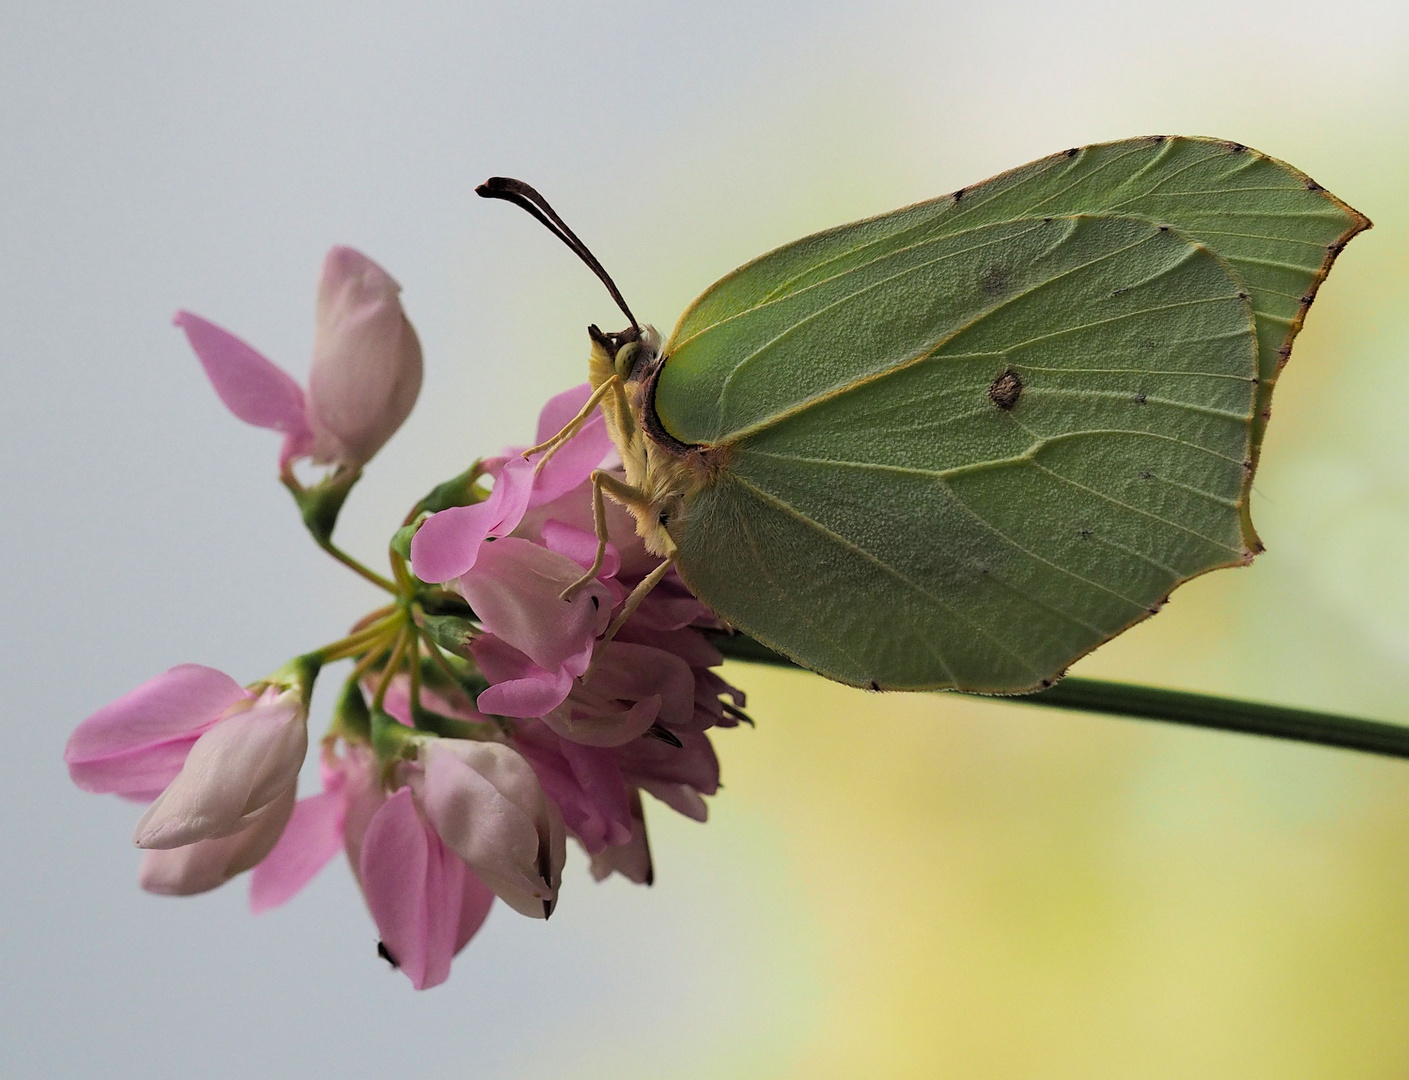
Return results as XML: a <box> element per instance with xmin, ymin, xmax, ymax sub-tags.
<box><xmin>3</xmin><ymin>1</ymin><xmax>1408</xmax><ymax>1076</ymax></box>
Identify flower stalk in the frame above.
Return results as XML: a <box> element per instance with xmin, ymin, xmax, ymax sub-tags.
<box><xmin>710</xmin><ymin>633</ymin><xmax>1409</xmax><ymax>762</ymax></box>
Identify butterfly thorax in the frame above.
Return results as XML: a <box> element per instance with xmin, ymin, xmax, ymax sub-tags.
<box><xmin>587</xmin><ymin>323</ymin><xmax>724</xmax><ymax>557</ymax></box>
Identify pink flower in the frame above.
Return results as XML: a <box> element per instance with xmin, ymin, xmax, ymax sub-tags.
<box><xmin>175</xmin><ymin>246</ymin><xmax>422</xmax><ymax>472</ymax></box>
<box><xmin>254</xmin><ymin>735</ymin><xmax>556</xmax><ymax>991</ymax></box>
<box><xmin>133</xmin><ymin>686</ymin><xmax>307</xmax><ymax>850</ymax></box>
<box><xmin>408</xmin><ymin>739</ymin><xmax>566</xmax><ymax>920</ymax></box>
<box><xmin>512</xmin><ymin>722</ymin><xmax>633</xmax><ymax>853</ymax></box>
<box><xmin>360</xmin><ymin>787</ymin><xmax>495</xmax><ymax>990</ymax></box>
<box><xmin>65</xmin><ymin>664</ymin><xmax>251</xmax><ymax>801</ymax></box>
<box><xmin>460</xmin><ymin>537</ymin><xmax>613</xmax><ymax>702</ymax></box>
<box><xmin>139</xmin><ymin>787</ymin><xmax>297</xmax><ymax>896</ymax></box>
<box><xmin>64</xmin><ymin>664</ymin><xmax>314</xmax><ymax>898</ymax></box>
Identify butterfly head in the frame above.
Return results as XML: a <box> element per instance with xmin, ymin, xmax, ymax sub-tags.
<box><xmin>588</xmin><ymin>323</ymin><xmax>663</xmax><ymax>386</ymax></box>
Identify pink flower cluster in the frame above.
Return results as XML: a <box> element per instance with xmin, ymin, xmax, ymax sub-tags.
<box><xmin>64</xmin><ymin>248</ymin><xmax>745</xmax><ymax>990</ymax></box>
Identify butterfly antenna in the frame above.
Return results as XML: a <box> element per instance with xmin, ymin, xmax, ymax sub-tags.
<box><xmin>476</xmin><ymin>176</ymin><xmax>639</xmax><ymax>332</ymax></box>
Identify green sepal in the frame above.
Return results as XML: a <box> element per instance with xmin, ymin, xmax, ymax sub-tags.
<box><xmin>266</xmin><ymin>652</ymin><xmax>323</xmax><ymax>707</ymax></box>
<box><xmin>284</xmin><ymin>466</ymin><xmax>362</xmax><ymax>547</ymax></box>
<box><xmin>412</xmin><ymin>462</ymin><xmax>491</xmax><ymax>517</ymax></box>
<box><xmin>332</xmin><ymin>678</ymin><xmax>372</xmax><ymax>742</ymax></box>
<box><xmin>419</xmin><ymin>612</ymin><xmax>478</xmax><ymax>658</ymax></box>
<box><xmin>390</xmin><ymin>522</ymin><xmax>420</xmax><ymax>561</ymax></box>
<box><xmin>417</xmin><ymin>651</ymin><xmax>490</xmax><ymax>700</ymax></box>
<box><xmin>409</xmin><ymin>700</ymin><xmax>498</xmax><ymax>741</ymax></box>
<box><xmin>370</xmin><ymin>707</ymin><xmax>424</xmax><ymax>766</ymax></box>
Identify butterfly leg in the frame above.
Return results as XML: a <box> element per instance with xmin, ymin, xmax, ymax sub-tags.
<box><xmin>521</xmin><ymin>376</ymin><xmax>619</xmax><ymax>473</ymax></box>
<box><xmin>598</xmin><ymin>552</ymin><xmax>676</xmax><ymax>649</ymax></box>
<box><xmin>559</xmin><ymin>468</ymin><xmax>651</xmax><ymax>600</ymax></box>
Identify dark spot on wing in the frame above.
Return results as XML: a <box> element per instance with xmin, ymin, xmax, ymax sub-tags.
<box><xmin>988</xmin><ymin>370</ymin><xmax>1023</xmax><ymax>411</ymax></box>
<box><xmin>377</xmin><ymin>941</ymin><xmax>399</xmax><ymax>969</ymax></box>
<box><xmin>980</xmin><ymin>266</ymin><xmax>1008</xmax><ymax>296</ymax></box>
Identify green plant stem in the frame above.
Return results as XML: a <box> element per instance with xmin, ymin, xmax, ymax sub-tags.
<box><xmin>315</xmin><ymin>613</ymin><xmax>404</xmax><ymax>663</ymax></box>
<box><xmin>710</xmin><ymin>633</ymin><xmax>1409</xmax><ymax>762</ymax></box>
<box><xmin>371</xmin><ymin>626</ymin><xmax>412</xmax><ymax>712</ymax></box>
<box><xmin>318</xmin><ymin>538</ymin><xmax>397</xmax><ymax>593</ymax></box>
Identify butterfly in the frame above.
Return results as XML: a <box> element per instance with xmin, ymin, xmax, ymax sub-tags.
<box><xmin>479</xmin><ymin>137</ymin><xmax>1368</xmax><ymax>694</ymax></box>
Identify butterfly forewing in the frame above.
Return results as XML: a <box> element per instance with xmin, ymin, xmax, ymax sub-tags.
<box><xmin>656</xmin><ymin>137</ymin><xmax>1366</xmax><ymax>692</ymax></box>
<box><xmin>668</xmin><ymin>211</ymin><xmax>1259</xmax><ymax>690</ymax></box>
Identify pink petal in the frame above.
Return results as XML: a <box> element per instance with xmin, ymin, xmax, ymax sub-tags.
<box><xmin>139</xmin><ymin>786</ymin><xmax>297</xmax><ymax>896</ymax></box>
<box><xmin>359</xmin><ymin>788</ymin><xmax>465</xmax><ymax>990</ymax></box>
<box><xmin>459</xmin><ymin>538</ymin><xmax>611</xmax><ymax>672</ymax></box>
<box><xmin>65</xmin><ymin>664</ymin><xmax>249</xmax><ymax>795</ymax></box>
<box><xmin>409</xmin><ymin>457</ymin><xmax>537</xmax><ymax>584</ymax></box>
<box><xmin>249</xmin><ymin>789</ymin><xmax>346</xmax><ymax>913</ymax></box>
<box><xmin>69</xmin><ymin>736</ymin><xmax>204</xmax><ymax>802</ymax></box>
<box><xmin>638</xmin><ymin>781</ymin><xmax>709</xmax><ymax>822</ymax></box>
<box><xmin>455</xmin><ymin>873</ymin><xmax>496</xmax><ymax>952</ymax></box>
<box><xmin>415</xmin><ymin>740</ymin><xmax>559</xmax><ymax>919</ymax></box>
<box><xmin>558</xmin><ymin>739</ymin><xmax>633</xmax><ymax>848</ymax></box>
<box><xmin>528</xmin><ymin>412</ymin><xmax>613</xmax><ymax>508</ymax></box>
<box><xmin>534</xmin><ymin>383</ymin><xmax>595</xmax><ymax>445</ymax></box>
<box><xmin>339</xmin><ymin>745</ymin><xmax>386</xmax><ymax>882</ymax></box>
<box><xmin>545</xmin><ymin>695</ymin><xmax>660</xmax><ymax>749</ymax></box>
<box><xmin>613</xmin><ymin>622</ymin><xmax>724</xmax><ymax>669</ymax></box>
<box><xmin>476</xmin><ymin>669</ymin><xmax>574</xmax><ymax>719</ymax></box>
<box><xmin>306</xmin><ymin>247</ymin><xmax>423</xmax><ymax>468</ymax></box>
<box><xmin>173</xmin><ymin>311</ymin><xmax>314</xmax><ymax>464</ymax></box>
<box><xmin>470</xmin><ymin>635</ymin><xmax>574</xmax><ymax>718</ymax></box>
<box><xmin>133</xmin><ymin>691</ymin><xmax>307</xmax><ymax>849</ymax></box>
<box><xmin>589</xmin><ymin>790</ymin><xmax>652</xmax><ymax>885</ymax></box>
<box><xmin>540</xmin><ymin>520</ymin><xmax>620</xmax><ymax>579</ymax></box>
<box><xmin>379</xmin><ymin>676</ymin><xmax>492</xmax><ymax>727</ymax></box>
<box><xmin>618</xmin><ymin>729</ymin><xmax>720</xmax><ymax>797</ymax></box>
<box><xmin>582</xmin><ymin>641</ymin><xmax>696</xmax><ymax>730</ymax></box>
<box><xmin>512</xmin><ymin>725</ymin><xmax>615</xmax><ymax>853</ymax></box>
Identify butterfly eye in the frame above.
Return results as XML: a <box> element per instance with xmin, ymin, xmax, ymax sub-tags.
<box><xmin>614</xmin><ymin>340</ymin><xmax>640</xmax><ymax>378</ymax></box>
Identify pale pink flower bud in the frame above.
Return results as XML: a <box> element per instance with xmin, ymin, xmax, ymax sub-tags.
<box><xmin>411</xmin><ymin>739</ymin><xmax>566</xmax><ymax>920</ymax></box>
<box><xmin>133</xmin><ymin>686</ymin><xmax>308</xmax><ymax>850</ymax></box>
<box><xmin>138</xmin><ymin>786</ymin><xmax>297</xmax><ymax>896</ymax></box>
<box><xmin>306</xmin><ymin>246</ymin><xmax>423</xmax><ymax>469</ymax></box>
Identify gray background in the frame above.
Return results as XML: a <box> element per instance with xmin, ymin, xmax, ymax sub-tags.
<box><xmin>4</xmin><ymin>2</ymin><xmax>1408</xmax><ymax>1077</ymax></box>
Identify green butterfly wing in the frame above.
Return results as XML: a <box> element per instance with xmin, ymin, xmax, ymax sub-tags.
<box><xmin>655</xmin><ymin>137</ymin><xmax>1367</xmax><ymax>693</ymax></box>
